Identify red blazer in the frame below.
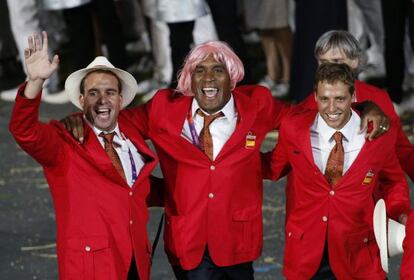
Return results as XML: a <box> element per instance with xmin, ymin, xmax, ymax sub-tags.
<box><xmin>401</xmin><ymin>212</ymin><xmax>414</xmax><ymax>279</ymax></box>
<box><xmin>268</xmin><ymin>108</ymin><xmax>411</xmax><ymax>279</ymax></box>
<box><xmin>123</xmin><ymin>85</ymin><xmax>291</xmax><ymax>269</ymax></box>
<box><xmin>9</xmin><ymin>84</ymin><xmax>158</xmax><ymax>280</ymax></box>
<box><xmin>300</xmin><ymin>80</ymin><xmax>414</xmax><ymax>182</ymax></box>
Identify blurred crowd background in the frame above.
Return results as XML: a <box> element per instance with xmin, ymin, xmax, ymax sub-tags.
<box><xmin>1</xmin><ymin>0</ymin><xmax>414</xmax><ymax>116</ymax></box>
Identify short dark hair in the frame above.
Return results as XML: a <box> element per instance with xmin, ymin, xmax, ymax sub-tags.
<box><xmin>79</xmin><ymin>69</ymin><xmax>122</xmax><ymax>94</ymax></box>
<box><xmin>314</xmin><ymin>63</ymin><xmax>355</xmax><ymax>94</ymax></box>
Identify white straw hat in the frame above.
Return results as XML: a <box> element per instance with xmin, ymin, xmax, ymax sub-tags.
<box><xmin>65</xmin><ymin>56</ymin><xmax>137</xmax><ymax>109</ymax></box>
<box><xmin>373</xmin><ymin>199</ymin><xmax>406</xmax><ymax>273</ymax></box>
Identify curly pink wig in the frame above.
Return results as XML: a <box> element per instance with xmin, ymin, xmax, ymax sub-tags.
<box><xmin>176</xmin><ymin>41</ymin><xmax>245</xmax><ymax>96</ymax></box>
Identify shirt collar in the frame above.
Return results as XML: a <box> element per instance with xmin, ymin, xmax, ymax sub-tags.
<box><xmin>84</xmin><ymin>115</ymin><xmax>122</xmax><ymax>141</ymax></box>
<box><xmin>191</xmin><ymin>94</ymin><xmax>236</xmax><ymax>120</ymax></box>
<box><xmin>315</xmin><ymin>109</ymin><xmax>360</xmax><ymax>143</ymax></box>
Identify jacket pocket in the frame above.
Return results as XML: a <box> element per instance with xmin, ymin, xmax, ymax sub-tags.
<box><xmin>65</xmin><ymin>236</ymin><xmax>112</xmax><ymax>280</ymax></box>
<box><xmin>232</xmin><ymin>204</ymin><xmax>262</xmax><ymax>252</ymax></box>
<box><xmin>345</xmin><ymin>227</ymin><xmax>381</xmax><ymax>277</ymax></box>
<box><xmin>164</xmin><ymin>215</ymin><xmax>186</xmax><ymax>258</ymax></box>
<box><xmin>284</xmin><ymin>221</ymin><xmax>305</xmax><ymax>269</ymax></box>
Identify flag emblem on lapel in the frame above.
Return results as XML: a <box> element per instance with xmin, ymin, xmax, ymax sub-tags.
<box><xmin>245</xmin><ymin>132</ymin><xmax>256</xmax><ymax>149</ymax></box>
<box><xmin>363</xmin><ymin>169</ymin><xmax>375</xmax><ymax>185</ymax></box>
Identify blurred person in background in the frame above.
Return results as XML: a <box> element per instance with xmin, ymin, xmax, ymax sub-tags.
<box><xmin>244</xmin><ymin>0</ymin><xmax>293</xmax><ymax>97</ymax></box>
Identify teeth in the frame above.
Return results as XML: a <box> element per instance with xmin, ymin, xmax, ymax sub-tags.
<box><xmin>327</xmin><ymin>113</ymin><xmax>339</xmax><ymax>120</ymax></box>
<box><xmin>97</xmin><ymin>109</ymin><xmax>110</xmax><ymax>114</ymax></box>
<box><xmin>202</xmin><ymin>88</ymin><xmax>218</xmax><ymax>97</ymax></box>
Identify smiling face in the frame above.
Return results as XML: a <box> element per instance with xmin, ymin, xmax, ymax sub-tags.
<box><xmin>318</xmin><ymin>48</ymin><xmax>359</xmax><ymax>70</ymax></box>
<box><xmin>79</xmin><ymin>72</ymin><xmax>122</xmax><ymax>131</ymax></box>
<box><xmin>191</xmin><ymin>55</ymin><xmax>231</xmax><ymax>114</ymax></box>
<box><xmin>315</xmin><ymin>80</ymin><xmax>355</xmax><ymax>130</ymax></box>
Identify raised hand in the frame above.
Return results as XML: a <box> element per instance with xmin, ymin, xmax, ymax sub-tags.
<box><xmin>25</xmin><ymin>31</ymin><xmax>59</xmax><ymax>82</ymax></box>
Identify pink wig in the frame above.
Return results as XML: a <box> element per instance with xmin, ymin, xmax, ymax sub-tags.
<box><xmin>176</xmin><ymin>41</ymin><xmax>245</xmax><ymax>96</ymax></box>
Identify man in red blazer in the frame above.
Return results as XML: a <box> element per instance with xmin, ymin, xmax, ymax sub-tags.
<box><xmin>300</xmin><ymin>30</ymin><xmax>414</xmax><ymax>185</ymax></box>
<box><xmin>267</xmin><ymin>63</ymin><xmax>411</xmax><ymax>279</ymax></box>
<box><xmin>9</xmin><ymin>32</ymin><xmax>159</xmax><ymax>280</ymax></box>
<box><xmin>125</xmin><ymin>41</ymin><xmax>291</xmax><ymax>279</ymax></box>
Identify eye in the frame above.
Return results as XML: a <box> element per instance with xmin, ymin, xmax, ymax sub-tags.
<box><xmin>194</xmin><ymin>67</ymin><xmax>204</xmax><ymax>74</ymax></box>
<box><xmin>214</xmin><ymin>66</ymin><xmax>225</xmax><ymax>73</ymax></box>
<box><xmin>87</xmin><ymin>91</ymin><xmax>97</xmax><ymax>97</ymax></box>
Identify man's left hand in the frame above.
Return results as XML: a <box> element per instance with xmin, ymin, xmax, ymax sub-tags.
<box><xmin>358</xmin><ymin>101</ymin><xmax>390</xmax><ymax>141</ymax></box>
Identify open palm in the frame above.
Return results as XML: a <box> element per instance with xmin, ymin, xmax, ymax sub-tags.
<box><xmin>25</xmin><ymin>32</ymin><xmax>59</xmax><ymax>82</ymax></box>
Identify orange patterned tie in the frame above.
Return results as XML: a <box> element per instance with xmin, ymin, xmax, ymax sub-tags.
<box><xmin>197</xmin><ymin>110</ymin><xmax>224</xmax><ymax>160</ymax></box>
<box><xmin>325</xmin><ymin>131</ymin><xmax>344</xmax><ymax>186</ymax></box>
<box><xmin>100</xmin><ymin>132</ymin><xmax>126</xmax><ymax>181</ymax></box>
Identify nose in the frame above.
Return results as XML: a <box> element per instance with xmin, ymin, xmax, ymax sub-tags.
<box><xmin>203</xmin><ymin>70</ymin><xmax>215</xmax><ymax>82</ymax></box>
<box><xmin>97</xmin><ymin>94</ymin><xmax>109</xmax><ymax>104</ymax></box>
<box><xmin>328</xmin><ymin>101</ymin><xmax>336</xmax><ymax>112</ymax></box>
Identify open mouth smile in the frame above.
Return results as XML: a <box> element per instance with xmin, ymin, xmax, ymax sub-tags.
<box><xmin>202</xmin><ymin>87</ymin><xmax>219</xmax><ymax>98</ymax></box>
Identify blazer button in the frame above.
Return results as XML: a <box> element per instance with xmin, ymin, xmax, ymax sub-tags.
<box><xmin>329</xmin><ymin>190</ymin><xmax>335</xmax><ymax>196</ymax></box>
<box><xmin>208</xmin><ymin>193</ymin><xmax>214</xmax><ymax>199</ymax></box>
<box><xmin>129</xmin><ymin>220</ymin><xmax>133</xmax><ymax>225</ymax></box>
<box><xmin>322</xmin><ymin>216</ymin><xmax>328</xmax><ymax>222</ymax></box>
<box><xmin>85</xmin><ymin>246</ymin><xmax>91</xmax><ymax>252</ymax></box>
<box><xmin>363</xmin><ymin>237</ymin><xmax>368</xmax><ymax>243</ymax></box>
<box><xmin>210</xmin><ymin>165</ymin><xmax>215</xmax><ymax>171</ymax></box>
<box><xmin>129</xmin><ymin>191</ymin><xmax>133</xmax><ymax>196</ymax></box>
<box><xmin>288</xmin><ymin>232</ymin><xmax>292</xmax><ymax>237</ymax></box>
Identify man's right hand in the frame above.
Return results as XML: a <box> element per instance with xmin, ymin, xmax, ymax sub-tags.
<box><xmin>60</xmin><ymin>114</ymin><xmax>85</xmax><ymax>143</ymax></box>
<box><xmin>24</xmin><ymin>31</ymin><xmax>59</xmax><ymax>99</ymax></box>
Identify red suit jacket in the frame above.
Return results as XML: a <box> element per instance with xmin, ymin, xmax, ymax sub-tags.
<box><xmin>401</xmin><ymin>212</ymin><xmax>414</xmax><ymax>279</ymax></box>
<box><xmin>301</xmin><ymin>80</ymin><xmax>414</xmax><ymax>181</ymax></box>
<box><xmin>267</xmin><ymin>108</ymin><xmax>411</xmax><ymax>279</ymax></box>
<box><xmin>9</xmin><ymin>84</ymin><xmax>158</xmax><ymax>280</ymax></box>
<box><xmin>123</xmin><ymin>85</ymin><xmax>290</xmax><ymax>269</ymax></box>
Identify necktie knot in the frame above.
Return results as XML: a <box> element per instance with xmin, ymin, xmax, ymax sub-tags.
<box><xmin>197</xmin><ymin>109</ymin><xmax>224</xmax><ymax>128</ymax></box>
<box><xmin>100</xmin><ymin>132</ymin><xmax>116</xmax><ymax>143</ymax></box>
<box><xmin>333</xmin><ymin>131</ymin><xmax>343</xmax><ymax>145</ymax></box>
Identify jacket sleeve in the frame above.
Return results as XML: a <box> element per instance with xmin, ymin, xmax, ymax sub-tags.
<box><xmin>396</xmin><ymin>124</ymin><xmax>414</xmax><ymax>182</ymax></box>
<box><xmin>124</xmin><ymin>99</ymin><xmax>153</xmax><ymax>140</ymax></box>
<box><xmin>262</xmin><ymin>122</ymin><xmax>292</xmax><ymax>181</ymax></box>
<box><xmin>378</xmin><ymin>150</ymin><xmax>412</xmax><ymax>221</ymax></box>
<box><xmin>9</xmin><ymin>83</ymin><xmax>64</xmax><ymax>167</ymax></box>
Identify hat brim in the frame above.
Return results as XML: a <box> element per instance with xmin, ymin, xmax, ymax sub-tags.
<box><xmin>65</xmin><ymin>66</ymin><xmax>137</xmax><ymax>110</ymax></box>
<box><xmin>373</xmin><ymin>199</ymin><xmax>388</xmax><ymax>273</ymax></box>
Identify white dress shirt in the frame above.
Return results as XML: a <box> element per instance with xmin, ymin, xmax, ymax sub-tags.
<box><xmin>182</xmin><ymin>95</ymin><xmax>238</xmax><ymax>160</ymax></box>
<box><xmin>310</xmin><ymin>110</ymin><xmax>366</xmax><ymax>174</ymax></box>
<box><xmin>92</xmin><ymin>124</ymin><xmax>145</xmax><ymax>187</ymax></box>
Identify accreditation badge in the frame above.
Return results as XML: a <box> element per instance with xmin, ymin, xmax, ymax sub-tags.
<box><xmin>363</xmin><ymin>169</ymin><xmax>375</xmax><ymax>185</ymax></box>
<box><xmin>245</xmin><ymin>132</ymin><xmax>256</xmax><ymax>149</ymax></box>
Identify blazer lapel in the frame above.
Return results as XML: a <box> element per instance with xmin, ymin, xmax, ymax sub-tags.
<box><xmin>81</xmin><ymin>124</ymin><xmax>129</xmax><ymax>187</ymax></box>
<box><xmin>150</xmin><ymin>95</ymin><xmax>208</xmax><ymax>160</ymax></box>
<box><xmin>118</xmin><ymin>118</ymin><xmax>158</xmax><ymax>188</ymax></box>
<box><xmin>298</xmin><ymin>113</ymin><xmax>319</xmax><ymax>168</ymax></box>
<box><xmin>216</xmin><ymin>92</ymin><xmax>257</xmax><ymax>160</ymax></box>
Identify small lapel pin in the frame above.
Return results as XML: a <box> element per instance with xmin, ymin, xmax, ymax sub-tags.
<box><xmin>245</xmin><ymin>132</ymin><xmax>256</xmax><ymax>149</ymax></box>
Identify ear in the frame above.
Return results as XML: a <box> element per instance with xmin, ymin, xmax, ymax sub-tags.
<box><xmin>119</xmin><ymin>93</ymin><xmax>123</xmax><ymax>108</ymax></box>
<box><xmin>351</xmin><ymin>91</ymin><xmax>356</xmax><ymax>102</ymax></box>
<box><xmin>314</xmin><ymin>91</ymin><xmax>318</xmax><ymax>101</ymax></box>
<box><xmin>79</xmin><ymin>94</ymin><xmax>84</xmax><ymax>108</ymax></box>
